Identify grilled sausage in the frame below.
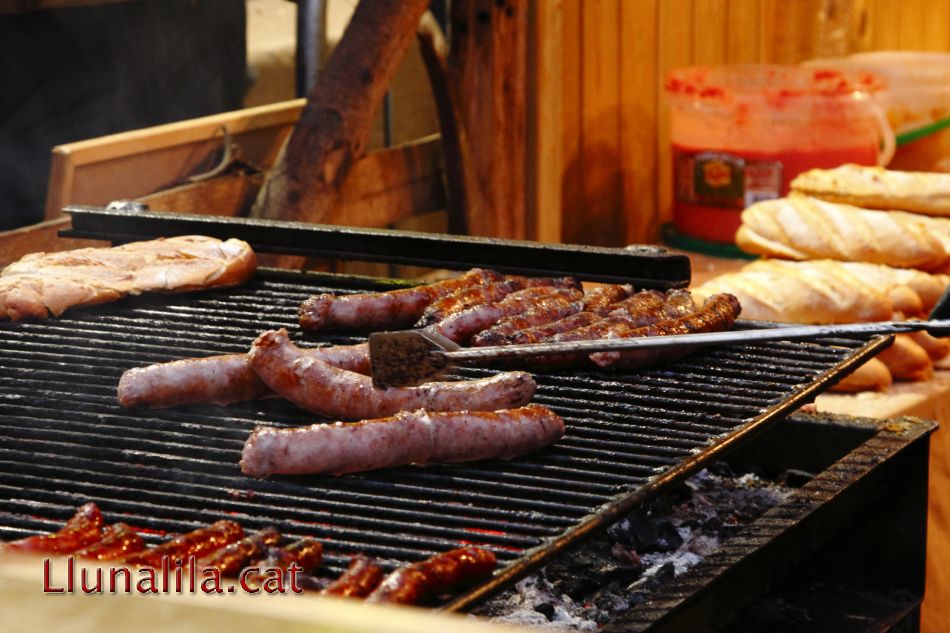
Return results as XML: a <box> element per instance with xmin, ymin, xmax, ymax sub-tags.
<box><xmin>248</xmin><ymin>329</ymin><xmax>536</xmax><ymax>420</ymax></box>
<box><xmin>74</xmin><ymin>523</ymin><xmax>145</xmax><ymax>561</ymax></box>
<box><xmin>417</xmin><ymin>276</ymin><xmax>580</xmax><ymax>327</ymax></box>
<box><xmin>507</xmin><ymin>289</ymin><xmax>669</xmax><ymax>345</ymax></box>
<box><xmin>434</xmin><ymin>286</ymin><xmax>582</xmax><ymax>344</ymax></box>
<box><xmin>366</xmin><ymin>546</ymin><xmax>497</xmax><ymax>605</ymax></box>
<box><xmin>416</xmin><ymin>280</ymin><xmax>525</xmax><ymax>327</ymax></box>
<box><xmin>0</xmin><ymin>502</ymin><xmax>103</xmax><ymax>554</ymax></box>
<box><xmin>240</xmin><ymin>404</ymin><xmax>565</xmax><ymax>477</ymax></box>
<box><xmin>299</xmin><ymin>268</ymin><xmax>503</xmax><ymax>331</ymax></box>
<box><xmin>470</xmin><ymin>284</ymin><xmax>631</xmax><ymax>347</ymax></box>
<box><xmin>195</xmin><ymin>528</ymin><xmax>282</xmax><ymax>576</ymax></box>
<box><xmin>122</xmin><ymin>520</ymin><xmax>243</xmax><ymax>567</ymax></box>
<box><xmin>320</xmin><ymin>555</ymin><xmax>385</xmax><ymax>598</ymax></box>
<box><xmin>589</xmin><ymin>293</ymin><xmax>742</xmax><ymax>369</ymax></box>
<box><xmin>117</xmin><ymin>342</ymin><xmax>371</xmax><ymax>409</ymax></box>
<box><xmin>470</xmin><ymin>302</ymin><xmax>583</xmax><ymax>347</ymax></box>
<box><xmin>579</xmin><ymin>284</ymin><xmax>633</xmax><ymax>312</ymax></box>
<box><xmin>118</xmin><ymin>353</ymin><xmax>270</xmax><ymax>408</ymax></box>
<box><xmin>249</xmin><ymin>539</ymin><xmax>324</xmax><ymax>575</ymax></box>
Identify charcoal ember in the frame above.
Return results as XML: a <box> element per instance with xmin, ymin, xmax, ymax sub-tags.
<box><xmin>543</xmin><ymin>547</ymin><xmax>642</xmax><ymax>600</ymax></box>
<box><xmin>533</xmin><ymin>601</ymin><xmax>556</xmax><ymax>620</ymax></box>
<box><xmin>610</xmin><ymin>542</ymin><xmax>644</xmax><ymax>572</ymax></box>
<box><xmin>484</xmin><ymin>466</ymin><xmax>793</xmax><ymax>630</ymax></box>
<box><xmin>613</xmin><ymin>509</ymin><xmax>684</xmax><ymax>553</ymax></box>
<box><xmin>627</xmin><ymin>561</ymin><xmax>676</xmax><ymax>595</ymax></box>
<box><xmin>586</xmin><ymin>579</ymin><xmax>638</xmax><ymax>618</ymax></box>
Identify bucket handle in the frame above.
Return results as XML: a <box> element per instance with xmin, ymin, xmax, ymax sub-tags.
<box><xmin>869</xmin><ymin>102</ymin><xmax>896</xmax><ymax>166</ymax></box>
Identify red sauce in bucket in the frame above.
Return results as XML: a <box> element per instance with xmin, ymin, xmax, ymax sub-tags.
<box><xmin>671</xmin><ymin>143</ymin><xmax>879</xmax><ymax>243</ymax></box>
<box><xmin>666</xmin><ymin>66</ymin><xmax>888</xmax><ymax>244</ymax></box>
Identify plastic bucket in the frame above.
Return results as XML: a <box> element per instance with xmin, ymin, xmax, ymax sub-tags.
<box><xmin>665</xmin><ymin>65</ymin><xmax>893</xmax><ymax>244</ymax></box>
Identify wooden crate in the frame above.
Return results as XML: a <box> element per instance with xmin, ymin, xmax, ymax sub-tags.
<box><xmin>0</xmin><ymin>100</ymin><xmax>448</xmax><ymax>268</ymax></box>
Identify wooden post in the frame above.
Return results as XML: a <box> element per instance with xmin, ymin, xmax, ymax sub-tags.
<box><xmin>250</xmin><ymin>0</ymin><xmax>431</xmax><ymax>224</ymax></box>
<box><xmin>448</xmin><ymin>0</ymin><xmax>528</xmax><ymax>239</ymax></box>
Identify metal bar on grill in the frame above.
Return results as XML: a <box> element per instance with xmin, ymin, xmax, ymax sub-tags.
<box><xmin>60</xmin><ymin>205</ymin><xmax>691</xmax><ymax>287</ymax></box>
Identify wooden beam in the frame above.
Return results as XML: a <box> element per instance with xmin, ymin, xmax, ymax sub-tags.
<box><xmin>620</xmin><ymin>0</ymin><xmax>660</xmax><ymax>245</ymax></box>
<box><xmin>448</xmin><ymin>0</ymin><xmax>529</xmax><ymax>239</ymax></box>
<box><xmin>250</xmin><ymin>0</ymin><xmax>432</xmax><ymax>224</ymax></box>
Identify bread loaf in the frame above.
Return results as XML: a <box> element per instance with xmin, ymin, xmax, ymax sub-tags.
<box><xmin>747</xmin><ymin>259</ymin><xmax>948</xmax><ymax>318</ymax></box>
<box><xmin>693</xmin><ymin>260</ymin><xmax>892</xmax><ymax>324</ymax></box>
<box><xmin>790</xmin><ymin>164</ymin><xmax>950</xmax><ymax>217</ymax></box>
<box><xmin>736</xmin><ymin>194</ymin><xmax>950</xmax><ymax>271</ymax></box>
<box><xmin>907</xmin><ymin>330</ymin><xmax>950</xmax><ymax>362</ymax></box>
<box><xmin>877</xmin><ymin>334</ymin><xmax>934</xmax><ymax>382</ymax></box>
<box><xmin>828</xmin><ymin>358</ymin><xmax>892</xmax><ymax>393</ymax></box>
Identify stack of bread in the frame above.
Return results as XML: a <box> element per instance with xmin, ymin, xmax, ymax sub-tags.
<box><xmin>694</xmin><ymin>164</ymin><xmax>950</xmax><ymax>392</ymax></box>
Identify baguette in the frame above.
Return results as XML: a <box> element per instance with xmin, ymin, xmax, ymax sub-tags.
<box><xmin>828</xmin><ymin>358</ymin><xmax>892</xmax><ymax>393</ymax></box>
<box><xmin>694</xmin><ymin>261</ymin><xmax>892</xmax><ymax>324</ymax></box>
<box><xmin>790</xmin><ymin>164</ymin><xmax>950</xmax><ymax>217</ymax></box>
<box><xmin>746</xmin><ymin>259</ymin><xmax>948</xmax><ymax>319</ymax></box>
<box><xmin>907</xmin><ymin>330</ymin><xmax>950</xmax><ymax>362</ymax></box>
<box><xmin>877</xmin><ymin>334</ymin><xmax>934</xmax><ymax>382</ymax></box>
<box><xmin>736</xmin><ymin>194</ymin><xmax>950</xmax><ymax>271</ymax></box>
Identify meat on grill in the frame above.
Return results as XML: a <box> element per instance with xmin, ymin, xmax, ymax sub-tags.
<box><xmin>320</xmin><ymin>555</ymin><xmax>385</xmax><ymax>598</ymax></box>
<box><xmin>0</xmin><ymin>502</ymin><xmax>104</xmax><ymax>554</ymax></box>
<box><xmin>240</xmin><ymin>403</ymin><xmax>565</xmax><ymax>477</ymax></box>
<box><xmin>416</xmin><ymin>276</ymin><xmax>581</xmax><ymax>327</ymax></box>
<box><xmin>248</xmin><ymin>329</ymin><xmax>536</xmax><ymax>420</ymax></box>
<box><xmin>248</xmin><ymin>539</ymin><xmax>324</xmax><ymax>575</ymax></box>
<box><xmin>117</xmin><ymin>342</ymin><xmax>371</xmax><ymax>409</ymax></box>
<box><xmin>122</xmin><ymin>520</ymin><xmax>243</xmax><ymax>567</ymax></box>
<box><xmin>366</xmin><ymin>546</ymin><xmax>497</xmax><ymax>605</ymax></box>
<box><xmin>0</xmin><ymin>235</ymin><xmax>256</xmax><ymax>321</ymax></box>
<box><xmin>195</xmin><ymin>527</ymin><xmax>282</xmax><ymax>576</ymax></box>
<box><xmin>471</xmin><ymin>284</ymin><xmax>630</xmax><ymax>346</ymax></box>
<box><xmin>74</xmin><ymin>523</ymin><xmax>145</xmax><ymax>561</ymax></box>
<box><xmin>505</xmin><ymin>289</ymin><xmax>672</xmax><ymax>345</ymax></box>
<box><xmin>589</xmin><ymin>293</ymin><xmax>742</xmax><ymax>369</ymax></box>
<box><xmin>434</xmin><ymin>286</ymin><xmax>583</xmax><ymax>344</ymax></box>
<box><xmin>299</xmin><ymin>268</ymin><xmax>503</xmax><ymax>331</ymax></box>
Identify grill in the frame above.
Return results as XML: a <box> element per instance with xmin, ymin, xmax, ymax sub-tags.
<box><xmin>0</xmin><ymin>207</ymin><xmax>892</xmax><ymax>610</ymax></box>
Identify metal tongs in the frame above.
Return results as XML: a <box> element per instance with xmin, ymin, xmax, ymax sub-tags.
<box><xmin>369</xmin><ymin>285</ymin><xmax>950</xmax><ymax>388</ymax></box>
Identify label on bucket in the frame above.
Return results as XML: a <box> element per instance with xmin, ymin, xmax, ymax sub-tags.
<box><xmin>674</xmin><ymin>149</ymin><xmax>782</xmax><ymax>209</ymax></box>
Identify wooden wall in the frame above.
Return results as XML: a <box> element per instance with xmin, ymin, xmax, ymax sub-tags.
<box><xmin>528</xmin><ymin>0</ymin><xmax>950</xmax><ymax>246</ymax></box>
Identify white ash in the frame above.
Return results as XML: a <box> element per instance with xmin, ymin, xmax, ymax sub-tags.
<box><xmin>475</xmin><ymin>464</ymin><xmax>793</xmax><ymax>630</ymax></box>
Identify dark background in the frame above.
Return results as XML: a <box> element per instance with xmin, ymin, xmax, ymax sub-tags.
<box><xmin>0</xmin><ymin>0</ymin><xmax>247</xmax><ymax>230</ymax></box>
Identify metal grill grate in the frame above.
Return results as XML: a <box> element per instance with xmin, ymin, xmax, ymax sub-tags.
<box><xmin>0</xmin><ymin>270</ymin><xmax>887</xmax><ymax>608</ymax></box>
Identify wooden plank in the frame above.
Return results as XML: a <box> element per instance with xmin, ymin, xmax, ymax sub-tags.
<box><xmin>138</xmin><ymin>172</ymin><xmax>263</xmax><ymax>217</ymax></box>
<box><xmin>656</xmin><ymin>0</ymin><xmax>694</xmax><ymax>228</ymax></box>
<box><xmin>924</xmin><ymin>0</ymin><xmax>950</xmax><ymax>51</ymax></box>
<box><xmin>326</xmin><ymin>135</ymin><xmax>447</xmax><ymax>227</ymax></box>
<box><xmin>866</xmin><ymin>0</ymin><xmax>901</xmax><ymax>50</ymax></box>
<box><xmin>527</xmin><ymin>0</ymin><xmax>566</xmax><ymax>243</ymax></box>
<box><xmin>491</xmin><ymin>0</ymin><xmax>528</xmax><ymax>239</ymax></box>
<box><xmin>726</xmin><ymin>0</ymin><xmax>763</xmax><ymax>62</ymax></box>
<box><xmin>139</xmin><ymin>136</ymin><xmax>447</xmax><ymax>230</ymax></box>
<box><xmin>448</xmin><ymin>0</ymin><xmax>529</xmax><ymax>239</ymax></box>
<box><xmin>0</xmin><ymin>218</ymin><xmax>105</xmax><ymax>268</ymax></box>
<box><xmin>693</xmin><ymin>0</ymin><xmax>728</xmax><ymax>64</ymax></box>
<box><xmin>45</xmin><ymin>99</ymin><xmax>305</xmax><ymax>220</ymax></box>
<box><xmin>620</xmin><ymin>0</ymin><xmax>660</xmax><ymax>245</ymax></box>
<box><xmin>558</xmin><ymin>0</ymin><xmax>583</xmax><ymax>244</ymax></box>
<box><xmin>760</xmin><ymin>0</ymin><xmax>821</xmax><ymax>63</ymax></box>
<box><xmin>571</xmin><ymin>0</ymin><xmax>623</xmax><ymax>246</ymax></box>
